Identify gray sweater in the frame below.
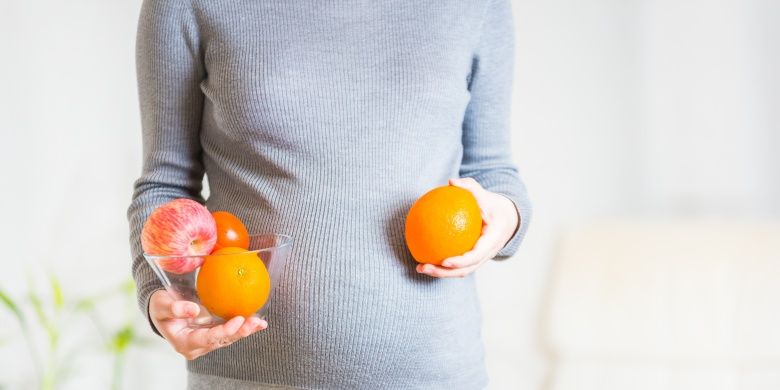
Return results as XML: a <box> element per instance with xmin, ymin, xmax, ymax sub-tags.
<box><xmin>127</xmin><ymin>0</ymin><xmax>531</xmax><ymax>388</ymax></box>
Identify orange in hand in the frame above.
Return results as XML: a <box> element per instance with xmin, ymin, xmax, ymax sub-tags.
<box><xmin>404</xmin><ymin>184</ymin><xmax>483</xmax><ymax>265</ymax></box>
<box><xmin>196</xmin><ymin>246</ymin><xmax>271</xmax><ymax>319</ymax></box>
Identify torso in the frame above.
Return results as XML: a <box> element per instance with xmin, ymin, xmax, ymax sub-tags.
<box><xmin>189</xmin><ymin>1</ymin><xmax>490</xmax><ymax>388</ymax></box>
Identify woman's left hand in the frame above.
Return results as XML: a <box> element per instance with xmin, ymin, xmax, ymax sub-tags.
<box><xmin>416</xmin><ymin>177</ymin><xmax>520</xmax><ymax>278</ymax></box>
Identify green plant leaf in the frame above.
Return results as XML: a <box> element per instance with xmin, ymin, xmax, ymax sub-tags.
<box><xmin>49</xmin><ymin>275</ymin><xmax>64</xmax><ymax>311</ymax></box>
<box><xmin>74</xmin><ymin>297</ymin><xmax>96</xmax><ymax>312</ymax></box>
<box><xmin>0</xmin><ymin>288</ymin><xmax>25</xmax><ymax>325</ymax></box>
<box><xmin>29</xmin><ymin>289</ymin><xmax>58</xmax><ymax>347</ymax></box>
<box><xmin>110</xmin><ymin>325</ymin><xmax>135</xmax><ymax>353</ymax></box>
<box><xmin>120</xmin><ymin>279</ymin><xmax>136</xmax><ymax>296</ymax></box>
<box><xmin>29</xmin><ymin>289</ymin><xmax>47</xmax><ymax>324</ymax></box>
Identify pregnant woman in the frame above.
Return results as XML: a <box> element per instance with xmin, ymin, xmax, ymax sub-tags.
<box><xmin>127</xmin><ymin>0</ymin><xmax>532</xmax><ymax>388</ymax></box>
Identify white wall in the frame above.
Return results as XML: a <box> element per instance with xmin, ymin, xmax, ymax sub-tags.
<box><xmin>480</xmin><ymin>0</ymin><xmax>779</xmax><ymax>388</ymax></box>
<box><xmin>0</xmin><ymin>0</ymin><xmax>777</xmax><ymax>389</ymax></box>
<box><xmin>479</xmin><ymin>1</ymin><xmax>641</xmax><ymax>387</ymax></box>
<box><xmin>0</xmin><ymin>1</ymin><xmax>186</xmax><ymax>388</ymax></box>
<box><xmin>635</xmin><ymin>0</ymin><xmax>780</xmax><ymax>217</ymax></box>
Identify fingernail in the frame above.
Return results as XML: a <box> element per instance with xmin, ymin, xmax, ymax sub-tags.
<box><xmin>442</xmin><ymin>261</ymin><xmax>452</xmax><ymax>267</ymax></box>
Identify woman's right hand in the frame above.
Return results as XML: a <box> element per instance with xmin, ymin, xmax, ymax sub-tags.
<box><xmin>149</xmin><ymin>289</ymin><xmax>268</xmax><ymax>360</ymax></box>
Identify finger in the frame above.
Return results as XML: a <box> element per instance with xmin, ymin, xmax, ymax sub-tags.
<box><xmin>449</xmin><ymin>178</ymin><xmax>487</xmax><ymax>202</ymax></box>
<box><xmin>170</xmin><ymin>300</ymin><xmax>200</xmax><ymax>319</ymax></box>
<box><xmin>188</xmin><ymin>316</ymin><xmax>246</xmax><ymax>350</ymax></box>
<box><xmin>448</xmin><ymin>177</ymin><xmax>483</xmax><ymax>193</ymax></box>
<box><xmin>236</xmin><ymin>316</ymin><xmax>264</xmax><ymax>338</ymax></box>
<box><xmin>150</xmin><ymin>291</ymin><xmax>199</xmax><ymax>321</ymax></box>
<box><xmin>417</xmin><ymin>262</ymin><xmax>481</xmax><ymax>278</ymax></box>
<box><xmin>449</xmin><ymin>178</ymin><xmax>490</xmax><ymax>218</ymax></box>
<box><xmin>148</xmin><ymin>289</ymin><xmax>174</xmax><ymax>319</ymax></box>
<box><xmin>441</xmin><ymin>228</ymin><xmax>502</xmax><ymax>268</ymax></box>
<box><xmin>206</xmin><ymin>316</ymin><xmax>246</xmax><ymax>345</ymax></box>
<box><xmin>151</xmin><ymin>307</ymin><xmax>194</xmax><ymax>342</ymax></box>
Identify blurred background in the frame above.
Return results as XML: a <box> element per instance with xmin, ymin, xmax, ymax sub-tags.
<box><xmin>0</xmin><ymin>0</ymin><xmax>778</xmax><ymax>388</ymax></box>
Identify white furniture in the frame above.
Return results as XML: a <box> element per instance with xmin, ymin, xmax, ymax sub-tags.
<box><xmin>541</xmin><ymin>221</ymin><xmax>780</xmax><ymax>390</ymax></box>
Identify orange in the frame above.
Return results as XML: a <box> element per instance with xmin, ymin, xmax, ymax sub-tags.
<box><xmin>404</xmin><ymin>184</ymin><xmax>483</xmax><ymax>265</ymax></box>
<box><xmin>211</xmin><ymin>211</ymin><xmax>250</xmax><ymax>251</ymax></box>
<box><xmin>196</xmin><ymin>246</ymin><xmax>271</xmax><ymax>319</ymax></box>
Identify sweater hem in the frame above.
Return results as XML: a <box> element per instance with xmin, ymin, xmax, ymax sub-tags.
<box><xmin>188</xmin><ymin>370</ymin><xmax>307</xmax><ymax>390</ymax></box>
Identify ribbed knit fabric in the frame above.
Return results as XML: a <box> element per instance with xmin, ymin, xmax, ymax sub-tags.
<box><xmin>126</xmin><ymin>0</ymin><xmax>532</xmax><ymax>388</ymax></box>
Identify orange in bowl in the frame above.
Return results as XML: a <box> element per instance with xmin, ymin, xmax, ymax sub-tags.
<box><xmin>196</xmin><ymin>246</ymin><xmax>271</xmax><ymax>319</ymax></box>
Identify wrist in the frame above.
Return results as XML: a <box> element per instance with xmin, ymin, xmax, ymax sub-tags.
<box><xmin>496</xmin><ymin>193</ymin><xmax>520</xmax><ymax>247</ymax></box>
<box><xmin>147</xmin><ymin>287</ymin><xmax>167</xmax><ymax>338</ymax></box>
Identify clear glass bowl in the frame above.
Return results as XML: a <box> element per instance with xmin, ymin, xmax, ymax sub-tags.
<box><xmin>144</xmin><ymin>233</ymin><xmax>293</xmax><ymax>328</ymax></box>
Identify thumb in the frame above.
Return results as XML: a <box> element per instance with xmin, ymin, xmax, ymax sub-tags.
<box><xmin>170</xmin><ymin>300</ymin><xmax>200</xmax><ymax>319</ymax></box>
<box><xmin>151</xmin><ymin>290</ymin><xmax>199</xmax><ymax>320</ymax></box>
<box><xmin>448</xmin><ymin>177</ymin><xmax>483</xmax><ymax>196</ymax></box>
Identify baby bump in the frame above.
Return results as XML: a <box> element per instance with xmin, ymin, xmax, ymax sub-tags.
<box><xmin>196</xmin><ymin>190</ymin><xmax>487</xmax><ymax>385</ymax></box>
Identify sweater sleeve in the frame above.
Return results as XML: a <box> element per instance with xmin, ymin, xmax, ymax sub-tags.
<box><xmin>126</xmin><ymin>0</ymin><xmax>206</xmax><ymax>335</ymax></box>
<box><xmin>459</xmin><ymin>0</ymin><xmax>532</xmax><ymax>260</ymax></box>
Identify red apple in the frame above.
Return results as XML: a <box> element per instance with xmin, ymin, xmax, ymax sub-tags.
<box><xmin>141</xmin><ymin>198</ymin><xmax>217</xmax><ymax>273</ymax></box>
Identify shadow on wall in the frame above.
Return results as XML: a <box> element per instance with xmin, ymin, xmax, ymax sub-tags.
<box><xmin>537</xmin><ymin>220</ymin><xmax>780</xmax><ymax>390</ymax></box>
